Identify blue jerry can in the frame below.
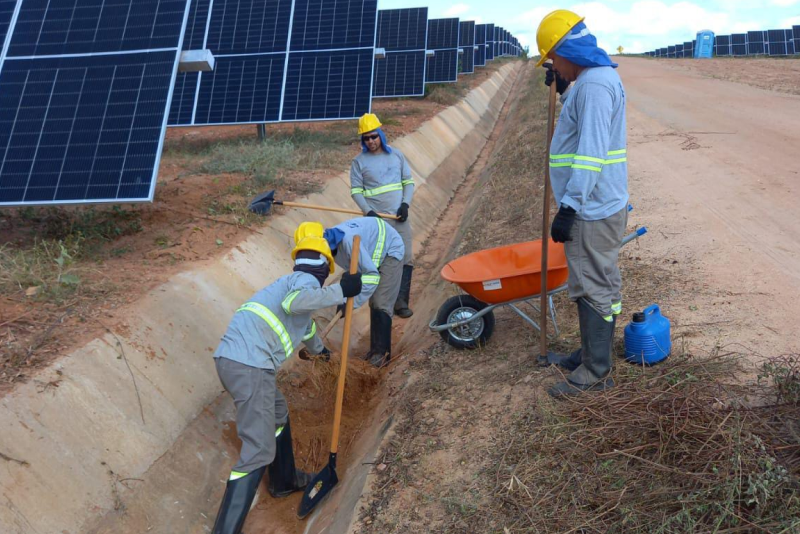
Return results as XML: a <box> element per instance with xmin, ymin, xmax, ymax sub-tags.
<box><xmin>624</xmin><ymin>304</ymin><xmax>671</xmax><ymax>365</ymax></box>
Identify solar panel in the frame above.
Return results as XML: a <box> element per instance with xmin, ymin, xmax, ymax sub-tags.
<box><xmin>0</xmin><ymin>0</ymin><xmax>191</xmax><ymax>206</ymax></box>
<box><xmin>458</xmin><ymin>20</ymin><xmax>474</xmax><ymax>74</ymax></box>
<box><xmin>683</xmin><ymin>41</ymin><xmax>693</xmax><ymax>57</ymax></box>
<box><xmin>715</xmin><ymin>35</ymin><xmax>730</xmax><ymax>56</ymax></box>
<box><xmin>675</xmin><ymin>44</ymin><xmax>684</xmax><ymax>58</ymax></box>
<box><xmin>730</xmin><ymin>33</ymin><xmax>746</xmax><ymax>56</ymax></box>
<box><xmin>767</xmin><ymin>29</ymin><xmax>788</xmax><ymax>56</ymax></box>
<box><xmin>373</xmin><ymin>7</ymin><xmax>428</xmax><ymax>98</ymax></box>
<box><xmin>425</xmin><ymin>18</ymin><xmax>458</xmax><ymax>83</ymax></box>
<box><xmin>788</xmin><ymin>30</ymin><xmax>796</xmax><ymax>55</ymax></box>
<box><xmin>494</xmin><ymin>26</ymin><xmax>502</xmax><ymax>57</ymax></box>
<box><xmin>171</xmin><ymin>0</ymin><xmax>378</xmax><ymax>126</ymax></box>
<box><xmin>667</xmin><ymin>45</ymin><xmax>676</xmax><ymax>58</ymax></box>
<box><xmin>474</xmin><ymin>24</ymin><xmax>486</xmax><ymax>67</ymax></box>
<box><xmin>485</xmin><ymin>23</ymin><xmax>494</xmax><ymax>61</ymax></box>
<box><xmin>747</xmin><ymin>31</ymin><xmax>765</xmax><ymax>55</ymax></box>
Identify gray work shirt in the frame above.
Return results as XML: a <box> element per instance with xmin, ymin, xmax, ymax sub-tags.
<box><xmin>550</xmin><ymin>66</ymin><xmax>629</xmax><ymax>221</ymax></box>
<box><xmin>331</xmin><ymin>217</ymin><xmax>404</xmax><ymax>309</ymax></box>
<box><xmin>350</xmin><ymin>148</ymin><xmax>414</xmax><ymax>215</ymax></box>
<box><xmin>213</xmin><ymin>272</ymin><xmax>344</xmax><ymax>370</ymax></box>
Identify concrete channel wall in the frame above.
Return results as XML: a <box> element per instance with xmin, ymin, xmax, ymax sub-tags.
<box><xmin>0</xmin><ymin>62</ymin><xmax>519</xmax><ymax>534</ymax></box>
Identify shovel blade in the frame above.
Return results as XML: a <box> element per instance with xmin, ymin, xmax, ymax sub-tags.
<box><xmin>297</xmin><ymin>458</ymin><xmax>338</xmax><ymax>519</ymax></box>
<box><xmin>249</xmin><ymin>190</ymin><xmax>276</xmax><ymax>215</ymax></box>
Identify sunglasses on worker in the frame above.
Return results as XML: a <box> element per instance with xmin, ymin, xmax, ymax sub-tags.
<box><xmin>362</xmin><ymin>134</ymin><xmax>380</xmax><ymax>141</ymax></box>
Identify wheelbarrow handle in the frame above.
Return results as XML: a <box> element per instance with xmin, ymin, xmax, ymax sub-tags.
<box><xmin>622</xmin><ymin>226</ymin><xmax>648</xmax><ymax>246</ymax></box>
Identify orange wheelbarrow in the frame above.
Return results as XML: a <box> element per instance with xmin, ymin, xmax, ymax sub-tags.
<box><xmin>429</xmin><ymin>228</ymin><xmax>647</xmax><ymax>349</ymax></box>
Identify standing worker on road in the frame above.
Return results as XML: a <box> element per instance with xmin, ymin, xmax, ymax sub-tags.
<box><xmin>211</xmin><ymin>222</ymin><xmax>362</xmax><ymax>534</ymax></box>
<box><xmin>320</xmin><ymin>216</ymin><xmax>405</xmax><ymax>367</ymax></box>
<box><xmin>534</xmin><ymin>10</ymin><xmax>629</xmax><ymax>398</ymax></box>
<box><xmin>350</xmin><ymin>113</ymin><xmax>416</xmax><ymax>319</ymax></box>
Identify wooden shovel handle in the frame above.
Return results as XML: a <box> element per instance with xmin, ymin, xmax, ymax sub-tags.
<box><xmin>319</xmin><ymin>310</ymin><xmax>342</xmax><ymax>340</ymax></box>
<box><xmin>278</xmin><ymin>200</ymin><xmax>400</xmax><ymax>221</ymax></box>
<box><xmin>330</xmin><ymin>236</ymin><xmax>360</xmax><ymax>453</ymax></box>
<box><xmin>539</xmin><ymin>80</ymin><xmax>558</xmax><ymax>358</ymax></box>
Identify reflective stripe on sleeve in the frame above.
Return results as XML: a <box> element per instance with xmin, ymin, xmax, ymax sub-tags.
<box><xmin>361</xmin><ymin>274</ymin><xmax>381</xmax><ymax>285</ymax></box>
<box><xmin>363</xmin><ymin>183</ymin><xmax>403</xmax><ymax>197</ymax></box>
<box><xmin>237</xmin><ymin>302</ymin><xmax>295</xmax><ymax>359</ymax></box>
<box><xmin>401</xmin><ymin>178</ymin><xmax>415</xmax><ymax>186</ymax></box>
<box><xmin>281</xmin><ymin>290</ymin><xmax>300</xmax><ymax>314</ymax></box>
<box><xmin>373</xmin><ymin>218</ymin><xmax>386</xmax><ymax>267</ymax></box>
<box><xmin>302</xmin><ymin>321</ymin><xmax>317</xmax><ymax>341</ymax></box>
<box><xmin>351</xmin><ymin>187</ymin><xmax>365</xmax><ymax>195</ymax></box>
<box><xmin>571</xmin><ymin>163</ymin><xmax>603</xmax><ymax>172</ymax></box>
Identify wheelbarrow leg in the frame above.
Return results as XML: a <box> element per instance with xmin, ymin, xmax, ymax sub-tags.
<box><xmin>508</xmin><ymin>304</ymin><xmax>542</xmax><ymax>333</ymax></box>
<box><xmin>549</xmin><ymin>295</ymin><xmax>560</xmax><ymax>337</ymax></box>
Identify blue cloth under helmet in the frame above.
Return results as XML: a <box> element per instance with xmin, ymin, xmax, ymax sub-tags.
<box><xmin>553</xmin><ymin>22</ymin><xmax>617</xmax><ymax>69</ymax></box>
<box><xmin>361</xmin><ymin>127</ymin><xmax>392</xmax><ymax>154</ymax></box>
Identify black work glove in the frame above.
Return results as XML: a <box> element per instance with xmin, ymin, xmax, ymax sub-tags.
<box><xmin>550</xmin><ymin>205</ymin><xmax>577</xmax><ymax>243</ymax></box>
<box><xmin>366</xmin><ymin>210</ymin><xmax>381</xmax><ymax>218</ymax></box>
<box><xmin>396</xmin><ymin>202</ymin><xmax>409</xmax><ymax>223</ymax></box>
<box><xmin>543</xmin><ymin>63</ymin><xmax>569</xmax><ymax>95</ymax></box>
<box><xmin>339</xmin><ymin>272</ymin><xmax>362</xmax><ymax>298</ymax></box>
<box><xmin>336</xmin><ymin>303</ymin><xmax>347</xmax><ymax>318</ymax></box>
<box><xmin>299</xmin><ymin>347</ymin><xmax>331</xmax><ymax>362</ymax></box>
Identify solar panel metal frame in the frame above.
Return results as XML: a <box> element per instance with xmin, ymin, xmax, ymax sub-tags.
<box><xmin>474</xmin><ymin>23</ymin><xmax>486</xmax><ymax>67</ymax></box>
<box><xmin>767</xmin><ymin>29</ymin><xmax>788</xmax><ymax>56</ymax></box>
<box><xmin>747</xmin><ymin>30</ymin><xmax>765</xmax><ymax>55</ymax></box>
<box><xmin>373</xmin><ymin>7</ymin><xmax>428</xmax><ymax>98</ymax></box>
<box><xmin>458</xmin><ymin>20</ymin><xmax>475</xmax><ymax>74</ymax></box>
<box><xmin>425</xmin><ymin>17</ymin><xmax>459</xmax><ymax>84</ymax></box>
<box><xmin>171</xmin><ymin>0</ymin><xmax>379</xmax><ymax>127</ymax></box>
<box><xmin>715</xmin><ymin>35</ymin><xmax>731</xmax><ymax>56</ymax></box>
<box><xmin>0</xmin><ymin>0</ymin><xmax>192</xmax><ymax>206</ymax></box>
<box><xmin>493</xmin><ymin>26</ymin><xmax>502</xmax><ymax>57</ymax></box>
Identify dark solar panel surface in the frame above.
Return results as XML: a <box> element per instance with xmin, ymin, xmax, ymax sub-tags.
<box><xmin>747</xmin><ymin>30</ymin><xmax>765</xmax><ymax>54</ymax></box>
<box><xmin>373</xmin><ymin>8</ymin><xmax>427</xmax><ymax>97</ymax></box>
<box><xmin>373</xmin><ymin>50</ymin><xmax>425</xmax><ymax>96</ymax></box>
<box><xmin>474</xmin><ymin>23</ymin><xmax>486</xmax><ymax>66</ymax></box>
<box><xmin>0</xmin><ymin>50</ymin><xmax>180</xmax><ymax>204</ymax></box>
<box><xmin>290</xmin><ymin>0</ymin><xmax>377</xmax><ymax>51</ymax></box>
<box><xmin>9</xmin><ymin>0</ymin><xmax>187</xmax><ymax>56</ymax></box>
<box><xmin>0</xmin><ymin>0</ymin><xmax>15</xmax><ymax>49</ymax></box>
<box><xmin>458</xmin><ymin>20</ymin><xmax>474</xmax><ymax>74</ymax></box>
<box><xmin>426</xmin><ymin>17</ymin><xmax>458</xmax><ymax>49</ymax></box>
<box><xmin>376</xmin><ymin>7</ymin><xmax>427</xmax><ymax>51</ymax></box>
<box><xmin>425</xmin><ymin>18</ymin><xmax>458</xmax><ymax>83</ymax></box>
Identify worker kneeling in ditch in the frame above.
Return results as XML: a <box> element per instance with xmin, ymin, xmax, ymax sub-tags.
<box><xmin>321</xmin><ymin>216</ymin><xmax>405</xmax><ymax>368</ymax></box>
<box><xmin>211</xmin><ymin>222</ymin><xmax>362</xmax><ymax>534</ymax></box>
<box><xmin>350</xmin><ymin>113</ymin><xmax>415</xmax><ymax>319</ymax></box>
<box><xmin>534</xmin><ymin>10</ymin><xmax>629</xmax><ymax>398</ymax></box>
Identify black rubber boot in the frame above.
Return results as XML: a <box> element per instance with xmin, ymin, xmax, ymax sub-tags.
<box><xmin>212</xmin><ymin>466</ymin><xmax>266</xmax><ymax>534</ymax></box>
<box><xmin>366</xmin><ymin>309</ymin><xmax>393</xmax><ymax>367</ymax></box>
<box><xmin>268</xmin><ymin>418</ymin><xmax>313</xmax><ymax>498</ymax></box>
<box><xmin>538</xmin><ymin>302</ymin><xmax>582</xmax><ymax>370</ymax></box>
<box><xmin>548</xmin><ymin>299</ymin><xmax>615</xmax><ymax>399</ymax></box>
<box><xmin>394</xmin><ymin>265</ymin><xmax>414</xmax><ymax>319</ymax></box>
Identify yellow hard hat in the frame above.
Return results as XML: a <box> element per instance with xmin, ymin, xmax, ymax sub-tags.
<box><xmin>535</xmin><ymin>9</ymin><xmax>585</xmax><ymax>68</ymax></box>
<box><xmin>358</xmin><ymin>113</ymin><xmax>382</xmax><ymax>135</ymax></box>
<box><xmin>292</xmin><ymin>222</ymin><xmax>335</xmax><ymax>273</ymax></box>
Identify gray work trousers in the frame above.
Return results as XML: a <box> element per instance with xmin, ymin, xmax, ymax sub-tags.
<box><xmin>564</xmin><ymin>207</ymin><xmax>628</xmax><ymax>318</ymax></box>
<box><xmin>386</xmin><ymin>218</ymin><xmax>414</xmax><ymax>266</ymax></box>
<box><xmin>370</xmin><ymin>256</ymin><xmax>403</xmax><ymax>317</ymax></box>
<box><xmin>215</xmin><ymin>357</ymin><xmax>288</xmax><ymax>474</ymax></box>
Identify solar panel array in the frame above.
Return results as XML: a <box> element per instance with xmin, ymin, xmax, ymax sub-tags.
<box><xmin>0</xmin><ymin>1</ymin><xmax>523</xmax><ymax>206</ymax></box>
<box><xmin>0</xmin><ymin>0</ymin><xmax>190</xmax><ymax>206</ymax></box>
<box><xmin>373</xmin><ymin>7</ymin><xmax>428</xmax><ymax>98</ymax></box>
<box><xmin>648</xmin><ymin>26</ymin><xmax>800</xmax><ymax>58</ymax></box>
<box><xmin>425</xmin><ymin>18</ymin><xmax>459</xmax><ymax>83</ymax></box>
<box><xmin>458</xmin><ymin>20</ymin><xmax>475</xmax><ymax>74</ymax></box>
<box><xmin>169</xmin><ymin>0</ymin><xmax>379</xmax><ymax>126</ymax></box>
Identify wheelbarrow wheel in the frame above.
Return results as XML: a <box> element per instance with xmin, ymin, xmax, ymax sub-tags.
<box><xmin>436</xmin><ymin>295</ymin><xmax>495</xmax><ymax>350</ymax></box>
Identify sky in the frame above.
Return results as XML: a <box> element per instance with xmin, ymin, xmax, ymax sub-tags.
<box><xmin>380</xmin><ymin>0</ymin><xmax>800</xmax><ymax>54</ymax></box>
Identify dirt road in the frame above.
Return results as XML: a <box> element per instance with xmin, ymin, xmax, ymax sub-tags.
<box><xmin>618</xmin><ymin>57</ymin><xmax>800</xmax><ymax>358</ymax></box>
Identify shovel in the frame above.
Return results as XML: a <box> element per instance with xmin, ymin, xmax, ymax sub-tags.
<box><xmin>249</xmin><ymin>190</ymin><xmax>400</xmax><ymax>220</ymax></box>
<box><xmin>297</xmin><ymin>236</ymin><xmax>361</xmax><ymax>519</ymax></box>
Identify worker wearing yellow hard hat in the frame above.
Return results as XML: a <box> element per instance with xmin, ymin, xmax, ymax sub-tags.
<box><xmin>350</xmin><ymin>113</ymin><xmax>416</xmax><ymax>321</ymax></box>
<box><xmin>533</xmin><ymin>11</ymin><xmax>630</xmax><ymax>400</ymax></box>
<box><xmin>209</xmin><ymin>221</ymin><xmax>362</xmax><ymax>533</ymax></box>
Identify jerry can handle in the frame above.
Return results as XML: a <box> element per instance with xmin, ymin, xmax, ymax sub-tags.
<box><xmin>644</xmin><ymin>304</ymin><xmax>661</xmax><ymax>317</ymax></box>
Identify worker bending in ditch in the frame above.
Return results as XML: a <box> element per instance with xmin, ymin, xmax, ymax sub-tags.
<box><xmin>211</xmin><ymin>222</ymin><xmax>362</xmax><ymax>534</ymax></box>
<box><xmin>319</xmin><ymin>216</ymin><xmax>405</xmax><ymax>367</ymax></box>
<box><xmin>349</xmin><ymin>113</ymin><xmax>416</xmax><ymax>319</ymax></box>
<box><xmin>534</xmin><ymin>10</ymin><xmax>629</xmax><ymax>398</ymax></box>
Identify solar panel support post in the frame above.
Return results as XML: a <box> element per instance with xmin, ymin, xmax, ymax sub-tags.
<box><xmin>258</xmin><ymin>124</ymin><xmax>267</xmax><ymax>141</ymax></box>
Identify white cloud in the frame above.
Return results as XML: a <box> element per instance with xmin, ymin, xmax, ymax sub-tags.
<box><xmin>783</xmin><ymin>16</ymin><xmax>800</xmax><ymax>27</ymax></box>
<box><xmin>445</xmin><ymin>3</ymin><xmax>470</xmax><ymax>17</ymax></box>
<box><xmin>773</xmin><ymin>0</ymin><xmax>799</xmax><ymax>6</ymax></box>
